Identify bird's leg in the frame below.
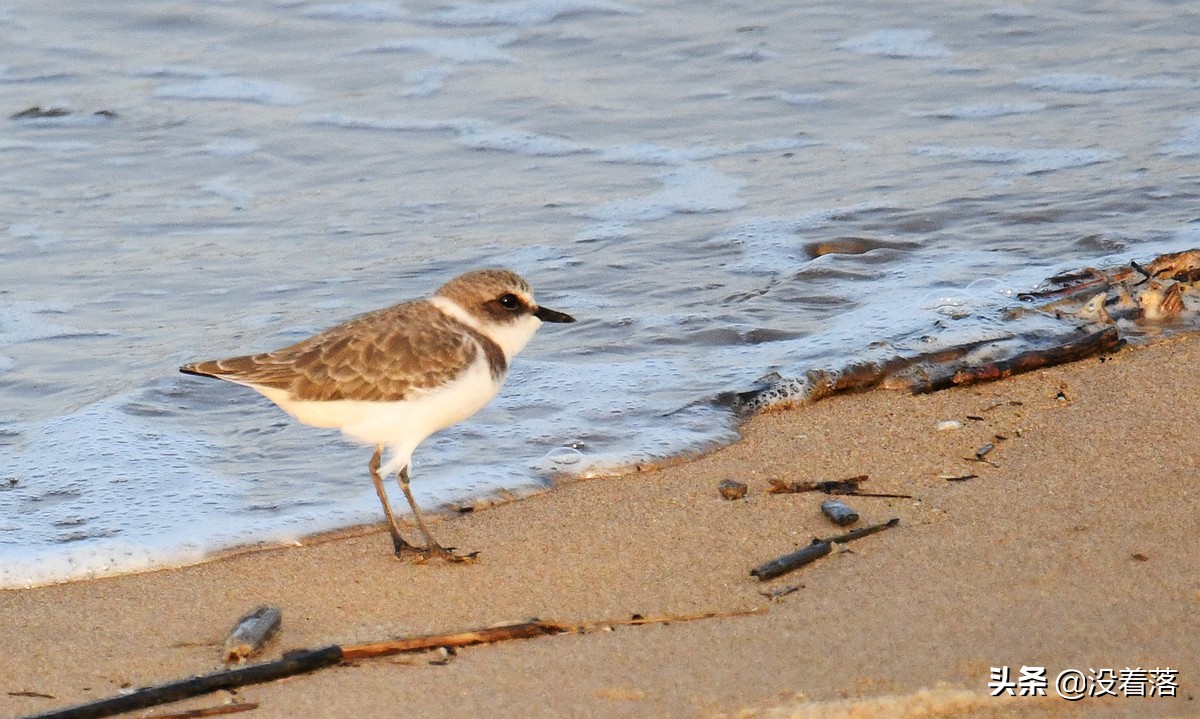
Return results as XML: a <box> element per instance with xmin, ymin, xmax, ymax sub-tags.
<box><xmin>396</xmin><ymin>465</ymin><xmax>476</xmax><ymax>563</ymax></box>
<box><xmin>368</xmin><ymin>446</ymin><xmax>422</xmax><ymax>558</ymax></box>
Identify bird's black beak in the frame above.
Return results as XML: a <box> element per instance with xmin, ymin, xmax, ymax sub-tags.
<box><xmin>534</xmin><ymin>306</ymin><xmax>576</xmax><ymax>323</ymax></box>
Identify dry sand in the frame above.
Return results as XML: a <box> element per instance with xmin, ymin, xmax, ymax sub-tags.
<box><xmin>3</xmin><ymin>334</ymin><xmax>1198</xmax><ymax>719</ymax></box>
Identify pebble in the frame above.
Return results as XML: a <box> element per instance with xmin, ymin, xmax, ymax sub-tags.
<box><xmin>820</xmin><ymin>498</ymin><xmax>860</xmax><ymax>526</ymax></box>
<box><xmin>717</xmin><ymin>479</ymin><xmax>748</xmax><ymax>500</ymax></box>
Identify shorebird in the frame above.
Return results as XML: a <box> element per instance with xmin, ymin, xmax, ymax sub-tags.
<box><xmin>181</xmin><ymin>268</ymin><xmax>575</xmax><ymax>561</ymax></box>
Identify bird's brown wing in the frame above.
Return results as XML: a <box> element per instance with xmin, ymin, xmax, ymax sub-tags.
<box><xmin>181</xmin><ymin>300</ymin><xmax>480</xmax><ymax>402</ymax></box>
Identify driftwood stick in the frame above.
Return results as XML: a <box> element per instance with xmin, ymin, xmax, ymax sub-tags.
<box><xmin>1015</xmin><ymin>273</ymin><xmax>1109</xmax><ymax>301</ymax></box>
<box><xmin>22</xmin><ymin>609</ymin><xmax>764</xmax><ymax>719</ymax></box>
<box><xmin>24</xmin><ymin>647</ymin><xmax>343</xmax><ymax>719</ymax></box>
<box><xmin>750</xmin><ymin>518</ymin><xmax>901</xmax><ymax>582</ymax></box>
<box><xmin>825</xmin><ymin>517</ymin><xmax>901</xmax><ymax>544</ymax></box>
<box><xmin>342</xmin><ymin>607</ymin><xmax>766</xmax><ymax>660</ymax></box>
<box><xmin>750</xmin><ymin>540</ymin><xmax>832</xmax><ymax>580</ymax></box>
<box><xmin>567</xmin><ymin>606</ymin><xmax>765</xmax><ymax>632</ymax></box>
<box><xmin>909</xmin><ymin>326</ymin><xmax>1120</xmax><ymax>394</ymax></box>
<box><xmin>147</xmin><ymin>703</ymin><xmax>258</xmax><ymax>719</ymax></box>
<box><xmin>758</xmin><ymin>582</ymin><xmax>803</xmax><ymax>600</ymax></box>
<box><xmin>340</xmin><ymin>621</ymin><xmax>567</xmax><ymax>661</ymax></box>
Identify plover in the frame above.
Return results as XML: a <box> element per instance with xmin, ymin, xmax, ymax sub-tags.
<box><xmin>181</xmin><ymin>268</ymin><xmax>575</xmax><ymax>561</ymax></box>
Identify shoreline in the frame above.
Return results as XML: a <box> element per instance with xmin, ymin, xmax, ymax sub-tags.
<box><xmin>8</xmin><ymin>248</ymin><xmax>1198</xmax><ymax>592</ymax></box>
<box><xmin>3</xmin><ymin>333</ymin><xmax>1198</xmax><ymax>719</ymax></box>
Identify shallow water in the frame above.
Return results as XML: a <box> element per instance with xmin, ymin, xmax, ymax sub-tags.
<box><xmin>2</xmin><ymin>0</ymin><xmax>1198</xmax><ymax>587</ymax></box>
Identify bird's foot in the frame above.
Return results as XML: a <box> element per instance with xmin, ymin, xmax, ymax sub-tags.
<box><xmin>389</xmin><ymin>532</ymin><xmax>427</xmax><ymax>560</ymax></box>
<box><xmin>385</xmin><ymin>521</ymin><xmax>478</xmax><ymax>562</ymax></box>
<box><xmin>414</xmin><ymin>542</ymin><xmax>479</xmax><ymax>564</ymax></box>
<box><xmin>388</xmin><ymin>532</ymin><xmax>477</xmax><ymax>563</ymax></box>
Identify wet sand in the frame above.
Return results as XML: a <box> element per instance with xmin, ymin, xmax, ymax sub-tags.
<box><xmin>3</xmin><ymin>334</ymin><xmax>1198</xmax><ymax>719</ymax></box>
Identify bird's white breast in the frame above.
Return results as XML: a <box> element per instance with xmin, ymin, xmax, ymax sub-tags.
<box><xmin>256</xmin><ymin>354</ymin><xmax>505</xmax><ymax>472</ymax></box>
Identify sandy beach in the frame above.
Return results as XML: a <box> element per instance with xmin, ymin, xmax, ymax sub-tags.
<box><xmin>3</xmin><ymin>333</ymin><xmax>1197</xmax><ymax>719</ymax></box>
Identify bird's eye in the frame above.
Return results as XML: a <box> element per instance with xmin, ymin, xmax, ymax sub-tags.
<box><xmin>497</xmin><ymin>293</ymin><xmax>522</xmax><ymax>311</ymax></box>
